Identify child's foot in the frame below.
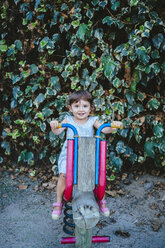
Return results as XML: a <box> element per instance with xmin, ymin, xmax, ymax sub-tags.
<box><xmin>52</xmin><ymin>202</ymin><xmax>63</xmax><ymax>220</ymax></box>
<box><xmin>97</xmin><ymin>199</ymin><xmax>110</xmax><ymax>217</ymax></box>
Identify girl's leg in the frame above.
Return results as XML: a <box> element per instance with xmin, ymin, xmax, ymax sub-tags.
<box><xmin>56</xmin><ymin>173</ymin><xmax>66</xmax><ymax>203</ymax></box>
<box><xmin>52</xmin><ymin>173</ymin><xmax>66</xmax><ymax>220</ymax></box>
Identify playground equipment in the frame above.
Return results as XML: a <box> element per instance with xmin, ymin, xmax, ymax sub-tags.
<box><xmin>57</xmin><ymin>122</ymin><xmax>123</xmax><ymax>247</ymax></box>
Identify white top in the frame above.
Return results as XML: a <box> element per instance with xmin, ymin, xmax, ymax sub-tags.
<box><xmin>58</xmin><ymin>115</ymin><xmax>98</xmax><ymax>174</ymax></box>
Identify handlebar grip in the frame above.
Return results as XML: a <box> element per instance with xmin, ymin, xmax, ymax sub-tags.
<box><xmin>111</xmin><ymin>122</ymin><xmax>123</xmax><ymax>130</ymax></box>
<box><xmin>57</xmin><ymin>123</ymin><xmax>62</xmax><ymax>128</ymax></box>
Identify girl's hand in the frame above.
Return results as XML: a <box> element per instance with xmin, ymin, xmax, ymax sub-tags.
<box><xmin>111</xmin><ymin>121</ymin><xmax>123</xmax><ymax>129</ymax></box>
<box><xmin>50</xmin><ymin>120</ymin><xmax>59</xmax><ymax>130</ymax></box>
<box><xmin>94</xmin><ymin>120</ymin><xmax>123</xmax><ymax>134</ymax></box>
<box><xmin>50</xmin><ymin>118</ymin><xmax>67</xmax><ymax>135</ymax></box>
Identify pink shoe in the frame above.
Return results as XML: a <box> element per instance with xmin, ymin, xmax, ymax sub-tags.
<box><xmin>52</xmin><ymin>202</ymin><xmax>63</xmax><ymax>220</ymax></box>
<box><xmin>97</xmin><ymin>199</ymin><xmax>110</xmax><ymax>217</ymax></box>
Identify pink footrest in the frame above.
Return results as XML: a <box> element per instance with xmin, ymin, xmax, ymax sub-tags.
<box><xmin>61</xmin><ymin>236</ymin><xmax>110</xmax><ymax>244</ymax></box>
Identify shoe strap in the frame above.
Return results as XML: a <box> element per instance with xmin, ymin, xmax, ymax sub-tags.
<box><xmin>100</xmin><ymin>199</ymin><xmax>106</xmax><ymax>204</ymax></box>
<box><xmin>53</xmin><ymin>202</ymin><xmax>63</xmax><ymax>207</ymax></box>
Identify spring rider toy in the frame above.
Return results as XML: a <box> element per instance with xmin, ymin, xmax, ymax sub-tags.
<box><xmin>57</xmin><ymin>122</ymin><xmax>123</xmax><ymax>247</ymax></box>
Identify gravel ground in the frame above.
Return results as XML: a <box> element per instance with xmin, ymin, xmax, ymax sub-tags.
<box><xmin>0</xmin><ymin>171</ymin><xmax>165</xmax><ymax>248</ymax></box>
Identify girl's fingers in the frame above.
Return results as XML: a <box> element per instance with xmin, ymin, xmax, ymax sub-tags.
<box><xmin>111</xmin><ymin>121</ymin><xmax>123</xmax><ymax>129</ymax></box>
<box><xmin>50</xmin><ymin>121</ymin><xmax>59</xmax><ymax>129</ymax></box>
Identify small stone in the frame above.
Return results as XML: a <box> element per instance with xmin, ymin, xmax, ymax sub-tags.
<box><xmin>115</xmin><ymin>229</ymin><xmax>130</xmax><ymax>238</ymax></box>
<box><xmin>123</xmin><ymin>179</ymin><xmax>131</xmax><ymax>185</ymax></box>
<box><xmin>144</xmin><ymin>182</ymin><xmax>154</xmax><ymax>191</ymax></box>
<box><xmin>150</xmin><ymin>218</ymin><xmax>163</xmax><ymax>231</ymax></box>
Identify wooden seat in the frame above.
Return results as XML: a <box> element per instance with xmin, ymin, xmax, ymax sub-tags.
<box><xmin>77</xmin><ymin>137</ymin><xmax>96</xmax><ymax>192</ymax></box>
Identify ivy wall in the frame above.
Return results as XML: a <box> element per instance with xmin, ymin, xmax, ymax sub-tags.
<box><xmin>0</xmin><ymin>0</ymin><xmax>165</xmax><ymax>175</ymax></box>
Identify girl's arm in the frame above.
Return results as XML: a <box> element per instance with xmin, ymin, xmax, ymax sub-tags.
<box><xmin>50</xmin><ymin>118</ymin><xmax>68</xmax><ymax>135</ymax></box>
<box><xmin>94</xmin><ymin>120</ymin><xmax>122</xmax><ymax>134</ymax></box>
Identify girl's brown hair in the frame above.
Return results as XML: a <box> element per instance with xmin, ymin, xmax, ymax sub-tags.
<box><xmin>68</xmin><ymin>90</ymin><xmax>93</xmax><ymax>106</ymax></box>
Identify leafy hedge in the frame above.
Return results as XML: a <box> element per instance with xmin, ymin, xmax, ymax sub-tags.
<box><xmin>1</xmin><ymin>0</ymin><xmax>165</xmax><ymax>175</ymax></box>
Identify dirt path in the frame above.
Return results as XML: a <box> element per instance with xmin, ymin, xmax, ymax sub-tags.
<box><xmin>0</xmin><ymin>171</ymin><xmax>165</xmax><ymax>248</ymax></box>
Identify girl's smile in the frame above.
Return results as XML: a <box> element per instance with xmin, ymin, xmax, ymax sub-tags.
<box><xmin>69</xmin><ymin>99</ymin><xmax>91</xmax><ymax>123</ymax></box>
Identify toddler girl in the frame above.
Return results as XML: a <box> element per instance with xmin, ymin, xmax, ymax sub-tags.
<box><xmin>50</xmin><ymin>90</ymin><xmax>122</xmax><ymax>220</ymax></box>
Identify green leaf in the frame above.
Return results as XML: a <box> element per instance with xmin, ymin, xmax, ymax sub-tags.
<box><xmin>147</xmin><ymin>98</ymin><xmax>160</xmax><ymax>110</ymax></box>
<box><xmin>111</xmin><ymin>0</ymin><xmax>120</xmax><ymax>11</ymax></box>
<box><xmin>49</xmin><ymin>131</ymin><xmax>56</xmax><ymax>142</ymax></box>
<box><xmin>14</xmin><ymin>119</ymin><xmax>25</xmax><ymax>125</ymax></box>
<box><xmin>129</xmin><ymin>153</ymin><xmax>137</xmax><ymax>164</ymax></box>
<box><xmin>137</xmin><ymin>92</ymin><xmax>145</xmax><ymax>102</ymax></box>
<box><xmin>112</xmin><ymin>77</ymin><xmax>122</xmax><ymax>88</ymax></box>
<box><xmin>11</xmin><ymin>74</ymin><xmax>21</xmax><ymax>84</ymax></box>
<box><xmin>130</xmin><ymin>81</ymin><xmax>137</xmax><ymax>93</ymax></box>
<box><xmin>120</xmin><ymin>128</ymin><xmax>129</xmax><ymax>138</ymax></box>
<box><xmin>144</xmin><ymin>21</ymin><xmax>153</xmax><ymax>30</ymax></box>
<box><xmin>50</xmin><ymin>76</ymin><xmax>61</xmax><ymax>91</ymax></box>
<box><xmin>133</xmin><ymin>70</ymin><xmax>141</xmax><ymax>83</ymax></box>
<box><xmin>144</xmin><ymin>142</ymin><xmax>155</xmax><ymax>158</ymax></box>
<box><xmin>40</xmin><ymin>122</ymin><xmax>46</xmax><ymax>132</ymax></box>
<box><xmin>125</xmin><ymin>90</ymin><xmax>135</xmax><ymax>105</ymax></box>
<box><xmin>71</xmin><ymin>20</ymin><xmax>80</xmax><ymax>28</ymax></box>
<box><xmin>129</xmin><ymin>0</ymin><xmax>139</xmax><ymax>7</ymax></box>
<box><xmin>94</xmin><ymin>28</ymin><xmax>103</xmax><ymax>40</ymax></box>
<box><xmin>93</xmin><ymin>97</ymin><xmax>105</xmax><ymax>111</ymax></box>
<box><xmin>35</xmin><ymin>112</ymin><xmax>44</xmax><ymax>120</ymax></box>
<box><xmin>116</xmin><ymin>141</ymin><xmax>126</xmax><ymax>154</ymax></box>
<box><xmin>102</xmin><ymin>16</ymin><xmax>124</xmax><ymax>28</ymax></box>
<box><xmin>33</xmin><ymin>136</ymin><xmax>40</xmax><ymax>144</ymax></box>
<box><xmin>102</xmin><ymin>56</ymin><xmax>116</xmax><ymax>79</ymax></box>
<box><xmin>161</xmin><ymin>62</ymin><xmax>165</xmax><ymax>73</ymax></box>
<box><xmin>76</xmin><ymin>24</ymin><xmax>88</xmax><ymax>41</ymax></box>
<box><xmin>18</xmin><ymin>149</ymin><xmax>27</xmax><ymax>163</ymax></box>
<box><xmin>151</xmin><ymin>50</ymin><xmax>160</xmax><ymax>59</ymax></box>
<box><xmin>136</xmin><ymin>46</ymin><xmax>150</xmax><ymax>64</ymax></box>
<box><xmin>91</xmin><ymin>0</ymin><xmax>99</xmax><ymax>6</ymax></box>
<box><xmin>134</xmin><ymin>126</ymin><xmax>142</xmax><ymax>143</ymax></box>
<box><xmin>29</xmin><ymin>170</ymin><xmax>36</xmax><ymax>177</ymax></box>
<box><xmin>99</xmin><ymin>0</ymin><xmax>108</xmax><ymax>8</ymax></box>
<box><xmin>39</xmin><ymin>147</ymin><xmax>48</xmax><ymax>159</ymax></box>
<box><xmin>0</xmin><ymin>44</ymin><xmax>8</xmax><ymax>52</ymax></box>
<box><xmin>46</xmin><ymin>87</ymin><xmax>57</xmax><ymax>96</ymax></box>
<box><xmin>30</xmin><ymin>64</ymin><xmax>38</xmax><ymax>75</ymax></box>
<box><xmin>39</xmin><ymin>37</ymin><xmax>50</xmax><ymax>51</ymax></box>
<box><xmin>152</xmin><ymin>33</ymin><xmax>164</xmax><ymax>49</ymax></box>
<box><xmin>21</xmin><ymin>70</ymin><xmax>30</xmax><ymax>78</ymax></box>
<box><xmin>34</xmin><ymin>93</ymin><xmax>45</xmax><ymax>108</ymax></box>
<box><xmin>13</xmin><ymin>86</ymin><xmax>20</xmax><ymax>99</ymax></box>
<box><xmin>132</xmin><ymin>104</ymin><xmax>144</xmax><ymax>115</ymax></box>
<box><xmin>112</xmin><ymin>156</ymin><xmax>123</xmax><ymax>172</ymax></box>
<box><xmin>42</xmin><ymin>107</ymin><xmax>53</xmax><ymax>117</ymax></box>
<box><xmin>1</xmin><ymin>141</ymin><xmax>11</xmax><ymax>154</ymax></box>
<box><xmin>153</xmin><ymin>124</ymin><xmax>164</xmax><ymax>138</ymax></box>
<box><xmin>61</xmin><ymin>3</ymin><xmax>68</xmax><ymax>11</ymax></box>
<box><xmin>86</xmin><ymin>9</ymin><xmax>94</xmax><ymax>19</ymax></box>
<box><xmin>25</xmin><ymin>152</ymin><xmax>34</xmax><ymax>165</ymax></box>
<box><xmin>49</xmin><ymin>154</ymin><xmax>56</xmax><ymax>164</ymax></box>
<box><xmin>151</xmin><ymin>62</ymin><xmax>160</xmax><ymax>75</ymax></box>
<box><xmin>113</xmin><ymin>102</ymin><xmax>125</xmax><ymax>114</ymax></box>
<box><xmin>14</xmin><ymin>40</ymin><xmax>23</xmax><ymax>51</ymax></box>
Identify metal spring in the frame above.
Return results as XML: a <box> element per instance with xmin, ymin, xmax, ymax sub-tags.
<box><xmin>63</xmin><ymin>202</ymin><xmax>75</xmax><ymax>236</ymax></box>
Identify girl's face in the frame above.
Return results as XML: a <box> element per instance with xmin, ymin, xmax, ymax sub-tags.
<box><xmin>69</xmin><ymin>99</ymin><xmax>91</xmax><ymax>122</ymax></box>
